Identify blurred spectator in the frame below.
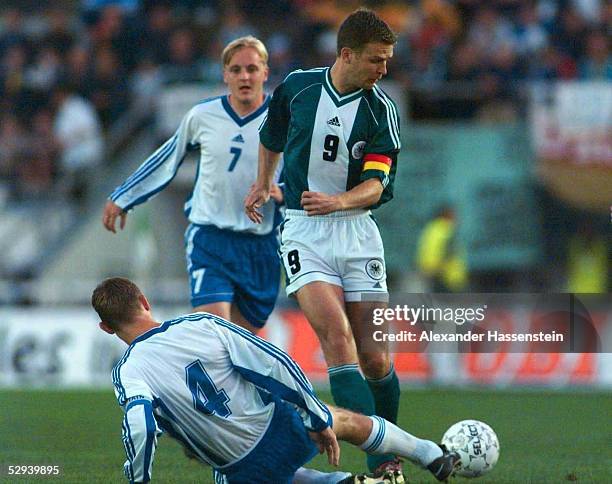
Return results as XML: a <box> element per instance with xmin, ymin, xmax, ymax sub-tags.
<box><xmin>603</xmin><ymin>1</ymin><xmax>612</xmax><ymax>32</ymax></box>
<box><xmin>0</xmin><ymin>114</ymin><xmax>27</xmax><ymax>194</ymax></box>
<box><xmin>86</xmin><ymin>4</ymin><xmax>125</xmax><ymax>46</ymax></box>
<box><xmin>217</xmin><ymin>5</ymin><xmax>258</xmax><ymax>47</ymax></box>
<box><xmin>551</xmin><ymin>7</ymin><xmax>589</xmax><ymax>61</ymax></box>
<box><xmin>0</xmin><ymin>109</ymin><xmax>59</xmax><ymax>202</ymax></box>
<box><xmin>199</xmin><ymin>39</ymin><xmax>224</xmax><ymax>84</ymax></box>
<box><xmin>468</xmin><ymin>6</ymin><xmax>516</xmax><ymax>60</ymax></box>
<box><xmin>1</xmin><ymin>43</ymin><xmax>28</xmax><ymax>97</ymax></box>
<box><xmin>416</xmin><ymin>206</ymin><xmax>467</xmax><ymax>293</ymax></box>
<box><xmin>314</xmin><ymin>27</ymin><xmax>336</xmax><ymax>66</ymax></box>
<box><xmin>161</xmin><ymin>27</ymin><xmax>204</xmax><ymax>83</ymax></box>
<box><xmin>61</xmin><ymin>44</ymin><xmax>94</xmax><ymax>95</ymax></box>
<box><xmin>43</xmin><ymin>8</ymin><xmax>76</xmax><ymax>54</ymax></box>
<box><xmin>130</xmin><ymin>56</ymin><xmax>163</xmax><ymax>109</ymax></box>
<box><xmin>446</xmin><ymin>41</ymin><xmax>482</xmax><ymax>82</ymax></box>
<box><xmin>571</xmin><ymin>0</ymin><xmax>604</xmax><ymax>25</ymax></box>
<box><xmin>476</xmin><ymin>44</ymin><xmax>522</xmax><ymax>122</ymax></box>
<box><xmin>138</xmin><ymin>1</ymin><xmax>175</xmax><ymax>64</ymax></box>
<box><xmin>25</xmin><ymin>45</ymin><xmax>62</xmax><ymax>92</ymax></box>
<box><xmin>490</xmin><ymin>42</ymin><xmax>522</xmax><ymax>83</ymax></box>
<box><xmin>578</xmin><ymin>29</ymin><xmax>612</xmax><ymax>79</ymax></box>
<box><xmin>513</xmin><ymin>3</ymin><xmax>548</xmax><ymax>57</ymax></box>
<box><xmin>267</xmin><ymin>32</ymin><xmax>298</xmax><ymax>85</ymax></box>
<box><xmin>0</xmin><ymin>8</ymin><xmax>27</xmax><ymax>58</ymax></box>
<box><xmin>88</xmin><ymin>46</ymin><xmax>129</xmax><ymax>126</ymax></box>
<box><xmin>52</xmin><ymin>83</ymin><xmax>104</xmax><ymax>202</ymax></box>
<box><xmin>566</xmin><ymin>221</ymin><xmax>609</xmax><ymax>293</ymax></box>
<box><xmin>84</xmin><ymin>4</ymin><xmax>139</xmax><ymax>69</ymax></box>
<box><xmin>15</xmin><ymin>108</ymin><xmax>59</xmax><ymax>200</ymax></box>
<box><xmin>410</xmin><ymin>11</ymin><xmax>452</xmax><ymax>87</ymax></box>
<box><xmin>529</xmin><ymin>45</ymin><xmax>579</xmax><ymax>80</ymax></box>
<box><xmin>0</xmin><ymin>0</ymin><xmax>606</xmax><ymax>133</ymax></box>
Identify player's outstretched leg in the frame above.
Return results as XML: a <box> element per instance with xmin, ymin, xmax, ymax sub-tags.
<box><xmin>331</xmin><ymin>406</ymin><xmax>461</xmax><ymax>482</ymax></box>
<box><xmin>364</xmin><ymin>364</ymin><xmax>401</xmax><ymax>475</ymax></box>
<box><xmin>295</xmin><ymin>284</ymin><xmax>379</xmax><ymax>430</ymax></box>
<box><xmin>348</xmin><ymin>302</ymin><xmax>401</xmax><ymax>475</ymax></box>
<box><xmin>426</xmin><ymin>444</ymin><xmax>462</xmax><ymax>482</ymax></box>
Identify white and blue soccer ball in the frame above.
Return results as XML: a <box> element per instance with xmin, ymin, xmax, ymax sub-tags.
<box><xmin>441</xmin><ymin>420</ymin><xmax>500</xmax><ymax>478</ymax></box>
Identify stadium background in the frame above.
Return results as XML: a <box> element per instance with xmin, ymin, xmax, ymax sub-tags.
<box><xmin>0</xmin><ymin>0</ymin><xmax>610</xmax><ymax>482</ymax></box>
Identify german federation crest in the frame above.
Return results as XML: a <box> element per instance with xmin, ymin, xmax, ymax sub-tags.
<box><xmin>365</xmin><ymin>259</ymin><xmax>385</xmax><ymax>280</ymax></box>
<box><xmin>351</xmin><ymin>141</ymin><xmax>366</xmax><ymax>159</ymax></box>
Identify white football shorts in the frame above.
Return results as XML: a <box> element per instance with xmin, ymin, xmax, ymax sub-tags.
<box><xmin>280</xmin><ymin>209</ymin><xmax>388</xmax><ymax>302</ymax></box>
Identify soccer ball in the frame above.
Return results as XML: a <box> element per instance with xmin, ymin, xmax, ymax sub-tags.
<box><xmin>441</xmin><ymin>420</ymin><xmax>499</xmax><ymax>478</ymax></box>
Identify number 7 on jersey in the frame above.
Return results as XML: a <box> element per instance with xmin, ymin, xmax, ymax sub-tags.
<box><xmin>228</xmin><ymin>147</ymin><xmax>242</xmax><ymax>172</ymax></box>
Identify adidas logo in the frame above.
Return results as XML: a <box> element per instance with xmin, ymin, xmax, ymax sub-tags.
<box><xmin>327</xmin><ymin>116</ymin><xmax>341</xmax><ymax>127</ymax></box>
<box><xmin>232</xmin><ymin>134</ymin><xmax>245</xmax><ymax>143</ymax></box>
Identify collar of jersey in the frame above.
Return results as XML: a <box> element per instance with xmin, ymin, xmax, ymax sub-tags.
<box><xmin>222</xmin><ymin>94</ymin><xmax>269</xmax><ymax>127</ymax></box>
<box><xmin>129</xmin><ymin>321</ymin><xmax>170</xmax><ymax>347</ymax></box>
<box><xmin>323</xmin><ymin>67</ymin><xmax>363</xmax><ymax>106</ymax></box>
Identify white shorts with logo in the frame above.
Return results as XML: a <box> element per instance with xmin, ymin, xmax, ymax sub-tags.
<box><xmin>279</xmin><ymin>209</ymin><xmax>388</xmax><ymax>302</ymax></box>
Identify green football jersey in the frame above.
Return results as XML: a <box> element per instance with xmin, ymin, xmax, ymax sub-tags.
<box><xmin>260</xmin><ymin>67</ymin><xmax>400</xmax><ymax>210</ymax></box>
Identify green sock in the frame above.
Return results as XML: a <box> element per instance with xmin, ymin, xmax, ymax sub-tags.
<box><xmin>328</xmin><ymin>364</ymin><xmax>395</xmax><ymax>472</ymax></box>
<box><xmin>365</xmin><ymin>365</ymin><xmax>401</xmax><ymax>472</ymax></box>
<box><xmin>328</xmin><ymin>364</ymin><xmax>375</xmax><ymax>416</ymax></box>
<box><xmin>366</xmin><ymin>364</ymin><xmax>400</xmax><ymax>423</ymax></box>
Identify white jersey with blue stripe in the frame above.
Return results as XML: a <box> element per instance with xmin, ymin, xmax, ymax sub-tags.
<box><xmin>112</xmin><ymin>313</ymin><xmax>331</xmax><ymax>483</ymax></box>
<box><xmin>110</xmin><ymin>95</ymin><xmax>278</xmax><ymax>235</ymax></box>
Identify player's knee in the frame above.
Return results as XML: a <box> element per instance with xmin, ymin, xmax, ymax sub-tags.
<box><xmin>359</xmin><ymin>352</ymin><xmax>391</xmax><ymax>378</ymax></box>
<box><xmin>319</xmin><ymin>327</ymin><xmax>354</xmax><ymax>355</ymax></box>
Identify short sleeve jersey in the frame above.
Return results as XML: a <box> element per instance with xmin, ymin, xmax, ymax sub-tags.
<box><xmin>260</xmin><ymin>67</ymin><xmax>400</xmax><ymax>210</ymax></box>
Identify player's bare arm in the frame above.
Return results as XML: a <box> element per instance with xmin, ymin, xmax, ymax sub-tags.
<box><xmin>301</xmin><ymin>178</ymin><xmax>384</xmax><ymax>216</ymax></box>
<box><xmin>102</xmin><ymin>200</ymin><xmax>127</xmax><ymax>233</ymax></box>
<box><xmin>244</xmin><ymin>143</ymin><xmax>282</xmax><ymax>223</ymax></box>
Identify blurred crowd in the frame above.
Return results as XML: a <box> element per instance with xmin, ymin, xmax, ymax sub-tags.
<box><xmin>0</xmin><ymin>0</ymin><xmax>609</xmax><ymax>288</ymax></box>
<box><xmin>1</xmin><ymin>0</ymin><xmax>610</xmax><ymax>201</ymax></box>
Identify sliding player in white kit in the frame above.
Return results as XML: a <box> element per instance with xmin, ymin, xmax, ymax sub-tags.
<box><xmin>102</xmin><ymin>37</ymin><xmax>282</xmax><ymax>333</ymax></box>
<box><xmin>92</xmin><ymin>277</ymin><xmax>460</xmax><ymax>483</ymax></box>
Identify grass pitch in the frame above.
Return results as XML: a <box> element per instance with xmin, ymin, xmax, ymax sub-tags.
<box><xmin>1</xmin><ymin>388</ymin><xmax>610</xmax><ymax>483</ymax></box>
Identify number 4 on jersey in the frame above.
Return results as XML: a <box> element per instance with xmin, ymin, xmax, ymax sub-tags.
<box><xmin>186</xmin><ymin>360</ymin><xmax>231</xmax><ymax>417</ymax></box>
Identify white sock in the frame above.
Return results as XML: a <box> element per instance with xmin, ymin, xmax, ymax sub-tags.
<box><xmin>292</xmin><ymin>467</ymin><xmax>351</xmax><ymax>484</ymax></box>
<box><xmin>359</xmin><ymin>416</ymin><xmax>443</xmax><ymax>467</ymax></box>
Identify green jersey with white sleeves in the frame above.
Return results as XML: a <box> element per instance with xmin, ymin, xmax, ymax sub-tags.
<box><xmin>260</xmin><ymin>67</ymin><xmax>400</xmax><ymax>210</ymax></box>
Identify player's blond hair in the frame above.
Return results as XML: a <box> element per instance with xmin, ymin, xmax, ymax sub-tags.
<box><xmin>222</xmin><ymin>36</ymin><xmax>268</xmax><ymax>67</ymax></box>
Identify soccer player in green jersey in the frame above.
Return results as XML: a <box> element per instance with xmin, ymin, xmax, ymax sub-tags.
<box><xmin>245</xmin><ymin>8</ymin><xmax>402</xmax><ymax>477</ymax></box>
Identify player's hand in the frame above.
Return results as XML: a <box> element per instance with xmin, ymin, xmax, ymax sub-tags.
<box><xmin>309</xmin><ymin>427</ymin><xmax>340</xmax><ymax>467</ymax></box>
<box><xmin>269</xmin><ymin>183</ymin><xmax>284</xmax><ymax>204</ymax></box>
<box><xmin>244</xmin><ymin>183</ymin><xmax>270</xmax><ymax>224</ymax></box>
<box><xmin>102</xmin><ymin>200</ymin><xmax>127</xmax><ymax>233</ymax></box>
<box><xmin>301</xmin><ymin>191</ymin><xmax>342</xmax><ymax>215</ymax></box>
